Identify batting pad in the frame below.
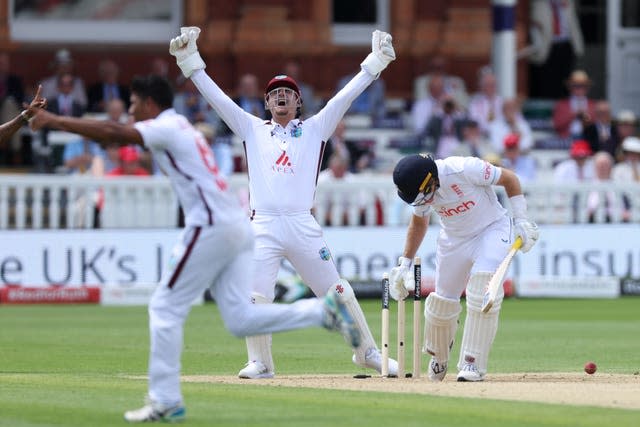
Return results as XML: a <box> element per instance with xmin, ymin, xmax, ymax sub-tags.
<box><xmin>330</xmin><ymin>279</ymin><xmax>377</xmax><ymax>362</ymax></box>
<box><xmin>244</xmin><ymin>292</ymin><xmax>275</xmax><ymax>373</ymax></box>
<box><xmin>423</xmin><ymin>293</ymin><xmax>462</xmax><ymax>364</ymax></box>
<box><xmin>458</xmin><ymin>272</ymin><xmax>501</xmax><ymax>375</ymax></box>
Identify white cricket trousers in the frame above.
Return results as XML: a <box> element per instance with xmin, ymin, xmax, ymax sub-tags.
<box><xmin>147</xmin><ymin>221</ymin><xmax>324</xmax><ymax>406</ymax></box>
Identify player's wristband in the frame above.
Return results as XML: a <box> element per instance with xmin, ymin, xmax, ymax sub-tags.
<box><xmin>20</xmin><ymin>110</ymin><xmax>32</xmax><ymax>124</ymax></box>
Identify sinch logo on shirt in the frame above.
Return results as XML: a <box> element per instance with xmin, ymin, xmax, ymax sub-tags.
<box><xmin>272</xmin><ymin>150</ymin><xmax>295</xmax><ymax>174</ymax></box>
<box><xmin>437</xmin><ymin>200</ymin><xmax>476</xmax><ymax>217</ymax></box>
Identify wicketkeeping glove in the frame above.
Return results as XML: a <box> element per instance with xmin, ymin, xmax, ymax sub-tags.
<box><xmin>388</xmin><ymin>257</ymin><xmax>413</xmax><ymax>301</ymax></box>
<box><xmin>361</xmin><ymin>30</ymin><xmax>396</xmax><ymax>77</ymax></box>
<box><xmin>169</xmin><ymin>26</ymin><xmax>206</xmax><ymax>78</ymax></box>
<box><xmin>514</xmin><ymin>218</ymin><xmax>539</xmax><ymax>253</ymax></box>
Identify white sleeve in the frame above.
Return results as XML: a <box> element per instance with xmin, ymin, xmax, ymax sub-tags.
<box><xmin>463</xmin><ymin>157</ymin><xmax>502</xmax><ymax>186</ymax></box>
<box><xmin>412</xmin><ymin>203</ymin><xmax>433</xmax><ymax>218</ymax></box>
<box><xmin>190</xmin><ymin>69</ymin><xmax>262</xmax><ymax>140</ymax></box>
<box><xmin>134</xmin><ymin>120</ymin><xmax>172</xmax><ymax>150</ymax></box>
<box><xmin>309</xmin><ymin>70</ymin><xmax>376</xmax><ymax>141</ymax></box>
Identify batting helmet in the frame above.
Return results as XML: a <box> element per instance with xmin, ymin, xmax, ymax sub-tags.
<box><xmin>393</xmin><ymin>153</ymin><xmax>439</xmax><ymax>205</ymax></box>
<box><xmin>265</xmin><ymin>75</ymin><xmax>301</xmax><ymax>98</ymax></box>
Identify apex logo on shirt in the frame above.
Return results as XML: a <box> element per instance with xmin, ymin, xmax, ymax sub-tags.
<box><xmin>437</xmin><ymin>200</ymin><xmax>476</xmax><ymax>217</ymax></box>
<box><xmin>272</xmin><ymin>150</ymin><xmax>295</xmax><ymax>174</ymax></box>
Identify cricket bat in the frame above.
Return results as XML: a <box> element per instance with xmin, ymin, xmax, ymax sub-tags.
<box><xmin>481</xmin><ymin>237</ymin><xmax>522</xmax><ymax>313</ymax></box>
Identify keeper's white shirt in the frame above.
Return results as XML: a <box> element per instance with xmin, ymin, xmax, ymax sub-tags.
<box><xmin>191</xmin><ymin>69</ymin><xmax>375</xmax><ymax>213</ymax></box>
<box><xmin>134</xmin><ymin>109</ymin><xmax>245</xmax><ymax>226</ymax></box>
<box><xmin>413</xmin><ymin>156</ymin><xmax>507</xmax><ymax>237</ymax></box>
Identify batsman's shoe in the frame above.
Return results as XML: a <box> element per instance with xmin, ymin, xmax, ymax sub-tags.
<box><xmin>124</xmin><ymin>397</ymin><xmax>185</xmax><ymax>423</ymax></box>
<box><xmin>352</xmin><ymin>348</ymin><xmax>399</xmax><ymax>376</ymax></box>
<box><xmin>428</xmin><ymin>357</ymin><xmax>448</xmax><ymax>382</ymax></box>
<box><xmin>238</xmin><ymin>360</ymin><xmax>275</xmax><ymax>379</ymax></box>
<box><xmin>456</xmin><ymin>362</ymin><xmax>485</xmax><ymax>382</ymax></box>
<box><xmin>322</xmin><ymin>291</ymin><xmax>361</xmax><ymax>348</ymax></box>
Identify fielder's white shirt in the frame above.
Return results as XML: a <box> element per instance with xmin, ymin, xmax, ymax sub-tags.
<box><xmin>413</xmin><ymin>156</ymin><xmax>506</xmax><ymax>237</ymax></box>
<box><xmin>134</xmin><ymin>109</ymin><xmax>245</xmax><ymax>226</ymax></box>
<box><xmin>191</xmin><ymin>69</ymin><xmax>375</xmax><ymax>213</ymax></box>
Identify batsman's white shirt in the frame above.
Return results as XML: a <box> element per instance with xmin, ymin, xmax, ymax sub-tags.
<box><xmin>413</xmin><ymin>156</ymin><xmax>513</xmax><ymax>299</ymax></box>
<box><xmin>192</xmin><ymin>69</ymin><xmax>375</xmax><ymax>298</ymax></box>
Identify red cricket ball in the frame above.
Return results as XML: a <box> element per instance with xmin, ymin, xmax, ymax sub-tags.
<box><xmin>584</xmin><ymin>361</ymin><xmax>597</xmax><ymax>374</ymax></box>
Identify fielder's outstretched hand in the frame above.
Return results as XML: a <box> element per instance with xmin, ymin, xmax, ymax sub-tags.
<box><xmin>361</xmin><ymin>30</ymin><xmax>396</xmax><ymax>77</ymax></box>
<box><xmin>169</xmin><ymin>26</ymin><xmax>205</xmax><ymax>78</ymax></box>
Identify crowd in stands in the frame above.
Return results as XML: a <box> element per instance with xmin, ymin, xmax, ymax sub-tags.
<box><xmin>1</xmin><ymin>44</ymin><xmax>640</xmax><ymax>224</ymax></box>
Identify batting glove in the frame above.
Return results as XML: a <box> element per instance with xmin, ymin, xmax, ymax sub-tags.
<box><xmin>514</xmin><ymin>218</ymin><xmax>539</xmax><ymax>253</ymax></box>
<box><xmin>361</xmin><ymin>30</ymin><xmax>396</xmax><ymax>77</ymax></box>
<box><xmin>388</xmin><ymin>257</ymin><xmax>412</xmax><ymax>301</ymax></box>
<box><xmin>169</xmin><ymin>26</ymin><xmax>206</xmax><ymax>78</ymax></box>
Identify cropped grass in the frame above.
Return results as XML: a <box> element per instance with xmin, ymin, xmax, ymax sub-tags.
<box><xmin>1</xmin><ymin>298</ymin><xmax>639</xmax><ymax>427</ymax></box>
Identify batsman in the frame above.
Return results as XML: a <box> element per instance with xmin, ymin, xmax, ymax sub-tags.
<box><xmin>389</xmin><ymin>154</ymin><xmax>539</xmax><ymax>382</ymax></box>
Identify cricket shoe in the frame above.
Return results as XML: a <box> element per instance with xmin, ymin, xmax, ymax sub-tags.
<box><xmin>322</xmin><ymin>291</ymin><xmax>361</xmax><ymax>348</ymax></box>
<box><xmin>456</xmin><ymin>362</ymin><xmax>485</xmax><ymax>382</ymax></box>
<box><xmin>124</xmin><ymin>396</ymin><xmax>185</xmax><ymax>423</ymax></box>
<box><xmin>238</xmin><ymin>360</ymin><xmax>275</xmax><ymax>379</ymax></box>
<box><xmin>352</xmin><ymin>348</ymin><xmax>399</xmax><ymax>376</ymax></box>
<box><xmin>428</xmin><ymin>357</ymin><xmax>448</xmax><ymax>382</ymax></box>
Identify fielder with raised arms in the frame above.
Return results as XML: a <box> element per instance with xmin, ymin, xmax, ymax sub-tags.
<box><xmin>390</xmin><ymin>153</ymin><xmax>539</xmax><ymax>382</ymax></box>
<box><xmin>169</xmin><ymin>27</ymin><xmax>399</xmax><ymax>378</ymax></box>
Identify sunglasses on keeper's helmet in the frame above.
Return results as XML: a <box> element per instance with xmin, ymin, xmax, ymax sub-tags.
<box><xmin>411</xmin><ymin>174</ymin><xmax>439</xmax><ymax>206</ymax></box>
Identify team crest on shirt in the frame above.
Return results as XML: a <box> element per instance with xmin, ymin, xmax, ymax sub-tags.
<box><xmin>319</xmin><ymin>247</ymin><xmax>331</xmax><ymax>261</ymax></box>
<box><xmin>290</xmin><ymin>124</ymin><xmax>302</xmax><ymax>138</ymax></box>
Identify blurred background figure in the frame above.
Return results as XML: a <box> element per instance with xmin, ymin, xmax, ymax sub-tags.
<box><xmin>39</xmin><ymin>49</ymin><xmax>87</xmax><ymax>109</ymax></box>
<box><xmin>107</xmin><ymin>146</ymin><xmax>151</xmax><ymax>177</ymax></box>
<box><xmin>552</xmin><ymin>70</ymin><xmax>596</xmax><ymax>139</ymax></box>
<box><xmin>501</xmin><ymin>133</ymin><xmax>537</xmax><ymax>184</ymax></box>
<box><xmin>413</xmin><ymin>55</ymin><xmax>468</xmax><ymax>109</ymax></box>
<box><xmin>61</xmin><ymin>136</ymin><xmax>104</xmax><ymax>175</ymax></box>
<box><xmin>336</xmin><ymin>71</ymin><xmax>386</xmax><ymax>125</ymax></box>
<box><xmin>583</xmin><ymin>100</ymin><xmax>617</xmax><ymax>159</ymax></box>
<box><xmin>452</xmin><ymin>119</ymin><xmax>496</xmax><ymax>159</ymax></box>
<box><xmin>612</xmin><ymin>136</ymin><xmax>640</xmax><ymax>221</ymax></box>
<box><xmin>322</xmin><ymin>119</ymin><xmax>374</xmax><ymax>173</ymax></box>
<box><xmin>468</xmin><ymin>66</ymin><xmax>502</xmax><ymax>137</ymax></box>
<box><xmin>317</xmin><ymin>153</ymin><xmax>363</xmax><ymax>226</ymax></box>
<box><xmin>149</xmin><ymin>57</ymin><xmax>170</xmax><ymax>80</ymax></box>
<box><xmin>526</xmin><ymin>0</ymin><xmax>584</xmax><ymax>99</ymax></box>
<box><xmin>411</xmin><ymin>74</ymin><xmax>446</xmax><ymax>135</ymax></box>
<box><xmin>554</xmin><ymin>139</ymin><xmax>595</xmax><ymax>223</ymax></box>
<box><xmin>489</xmin><ymin>97</ymin><xmax>533</xmax><ymax>153</ymax></box>
<box><xmin>612</xmin><ymin>110</ymin><xmax>637</xmax><ymax>162</ymax></box>
<box><xmin>234</xmin><ymin>73</ymin><xmax>265</xmax><ymax>118</ymax></box>
<box><xmin>423</xmin><ymin>95</ymin><xmax>467</xmax><ymax>159</ymax></box>
<box><xmin>0</xmin><ymin>52</ymin><xmax>25</xmax><ymax>166</ymax></box>
<box><xmin>283</xmin><ymin>60</ymin><xmax>319</xmax><ymax>117</ymax></box>
<box><xmin>586</xmin><ymin>151</ymin><xmax>617</xmax><ymax>223</ymax></box>
<box><xmin>87</xmin><ymin>59</ymin><xmax>130</xmax><ymax>113</ymax></box>
<box><xmin>173</xmin><ymin>76</ymin><xmax>220</xmax><ymax>126</ymax></box>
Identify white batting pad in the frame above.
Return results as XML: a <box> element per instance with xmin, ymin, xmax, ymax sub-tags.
<box><xmin>330</xmin><ymin>279</ymin><xmax>377</xmax><ymax>362</ymax></box>
<box><xmin>458</xmin><ymin>272</ymin><xmax>501</xmax><ymax>374</ymax></box>
<box><xmin>244</xmin><ymin>292</ymin><xmax>274</xmax><ymax>373</ymax></box>
<box><xmin>423</xmin><ymin>293</ymin><xmax>462</xmax><ymax>364</ymax></box>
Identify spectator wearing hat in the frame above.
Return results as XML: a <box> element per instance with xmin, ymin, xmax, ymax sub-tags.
<box><xmin>501</xmin><ymin>134</ymin><xmax>537</xmax><ymax>183</ymax></box>
<box><xmin>39</xmin><ymin>49</ymin><xmax>87</xmax><ymax>109</ymax></box>
<box><xmin>612</xmin><ymin>110</ymin><xmax>637</xmax><ymax>162</ymax></box>
<box><xmin>107</xmin><ymin>146</ymin><xmax>150</xmax><ymax>177</ymax></box>
<box><xmin>488</xmin><ymin>97</ymin><xmax>534</xmax><ymax>154</ymax></box>
<box><xmin>586</xmin><ymin>151</ymin><xmax>619</xmax><ymax>223</ymax></box>
<box><xmin>552</xmin><ymin>70</ymin><xmax>596</xmax><ymax>139</ymax></box>
<box><xmin>554</xmin><ymin>139</ymin><xmax>595</xmax><ymax>222</ymax></box>
<box><xmin>582</xmin><ymin>100</ymin><xmax>618</xmax><ymax>160</ymax></box>
<box><xmin>612</xmin><ymin>136</ymin><xmax>640</xmax><ymax>221</ymax></box>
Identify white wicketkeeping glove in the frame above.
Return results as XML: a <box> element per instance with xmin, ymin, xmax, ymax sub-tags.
<box><xmin>388</xmin><ymin>257</ymin><xmax>413</xmax><ymax>301</ymax></box>
<box><xmin>169</xmin><ymin>26</ymin><xmax>206</xmax><ymax>78</ymax></box>
<box><xmin>361</xmin><ymin>30</ymin><xmax>396</xmax><ymax>77</ymax></box>
<box><xmin>514</xmin><ymin>218</ymin><xmax>539</xmax><ymax>253</ymax></box>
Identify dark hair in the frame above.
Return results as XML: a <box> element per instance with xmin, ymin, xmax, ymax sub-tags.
<box><xmin>130</xmin><ymin>74</ymin><xmax>174</xmax><ymax>110</ymax></box>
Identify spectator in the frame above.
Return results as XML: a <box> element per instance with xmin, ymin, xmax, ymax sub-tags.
<box><xmin>149</xmin><ymin>57</ymin><xmax>170</xmax><ymax>80</ymax></box>
<box><xmin>336</xmin><ymin>71</ymin><xmax>386</xmax><ymax>124</ymax></box>
<box><xmin>554</xmin><ymin>139</ymin><xmax>595</xmax><ymax>222</ymax></box>
<box><xmin>107</xmin><ymin>146</ymin><xmax>151</xmax><ymax>177</ymax></box>
<box><xmin>235</xmin><ymin>73</ymin><xmax>265</xmax><ymax>118</ymax></box>
<box><xmin>0</xmin><ymin>53</ymin><xmax>26</xmax><ymax>166</ymax></box>
<box><xmin>488</xmin><ymin>97</ymin><xmax>534</xmax><ymax>153</ymax></box>
<box><xmin>468</xmin><ymin>66</ymin><xmax>503</xmax><ymax>137</ymax></box>
<box><xmin>413</xmin><ymin>55</ymin><xmax>469</xmax><ymax>109</ymax></box>
<box><xmin>87</xmin><ymin>59</ymin><xmax>130</xmax><ymax>113</ymax></box>
<box><xmin>322</xmin><ymin>119</ymin><xmax>374</xmax><ymax>173</ymax></box>
<box><xmin>612</xmin><ymin>110</ymin><xmax>637</xmax><ymax>162</ymax></box>
<box><xmin>552</xmin><ymin>70</ymin><xmax>596</xmax><ymax>139</ymax></box>
<box><xmin>317</xmin><ymin>153</ymin><xmax>357</xmax><ymax>226</ymax></box>
<box><xmin>583</xmin><ymin>100</ymin><xmax>618</xmax><ymax>159</ymax></box>
<box><xmin>39</xmin><ymin>49</ymin><xmax>87</xmax><ymax>109</ymax></box>
<box><xmin>423</xmin><ymin>95</ymin><xmax>467</xmax><ymax>159</ymax></box>
<box><xmin>612</xmin><ymin>136</ymin><xmax>640</xmax><ymax>221</ymax></box>
<box><xmin>452</xmin><ymin>119</ymin><xmax>496</xmax><ymax>159</ymax></box>
<box><xmin>411</xmin><ymin>74</ymin><xmax>446</xmax><ymax>135</ymax></box>
<box><xmin>173</xmin><ymin>76</ymin><xmax>220</xmax><ymax>126</ymax></box>
<box><xmin>284</xmin><ymin>60</ymin><xmax>319</xmax><ymax>117</ymax></box>
<box><xmin>586</xmin><ymin>151</ymin><xmax>618</xmax><ymax>223</ymax></box>
<box><xmin>61</xmin><ymin>137</ymin><xmax>104</xmax><ymax>175</ymax></box>
<box><xmin>525</xmin><ymin>0</ymin><xmax>584</xmax><ymax>99</ymax></box>
<box><xmin>501</xmin><ymin>133</ymin><xmax>537</xmax><ymax>183</ymax></box>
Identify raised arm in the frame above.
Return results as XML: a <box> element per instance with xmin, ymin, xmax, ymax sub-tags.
<box><xmin>0</xmin><ymin>85</ymin><xmax>46</xmax><ymax>146</ymax></box>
